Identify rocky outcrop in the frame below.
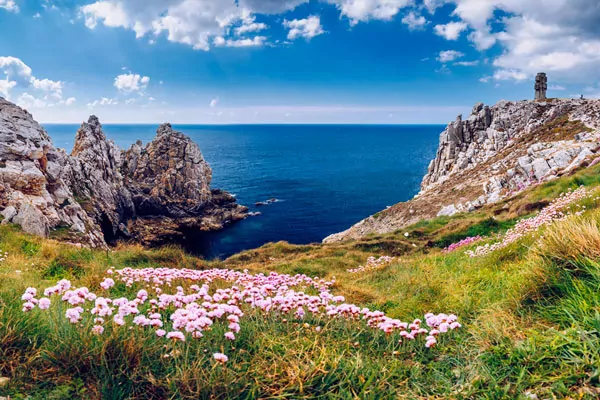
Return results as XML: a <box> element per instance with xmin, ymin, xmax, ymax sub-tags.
<box><xmin>121</xmin><ymin>124</ymin><xmax>247</xmax><ymax>246</ymax></box>
<box><xmin>0</xmin><ymin>97</ymin><xmax>105</xmax><ymax>246</ymax></box>
<box><xmin>66</xmin><ymin>116</ymin><xmax>135</xmax><ymax>242</ymax></box>
<box><xmin>325</xmin><ymin>98</ymin><xmax>600</xmax><ymax>243</ymax></box>
<box><xmin>0</xmin><ymin>97</ymin><xmax>247</xmax><ymax>247</ymax></box>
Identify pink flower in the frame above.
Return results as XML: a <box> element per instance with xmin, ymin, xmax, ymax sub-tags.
<box><xmin>92</xmin><ymin>325</ymin><xmax>104</xmax><ymax>335</ymax></box>
<box><xmin>166</xmin><ymin>331</ymin><xmax>185</xmax><ymax>342</ymax></box>
<box><xmin>100</xmin><ymin>278</ymin><xmax>115</xmax><ymax>290</ymax></box>
<box><xmin>156</xmin><ymin>329</ymin><xmax>166</xmax><ymax>337</ymax></box>
<box><xmin>224</xmin><ymin>332</ymin><xmax>235</xmax><ymax>340</ymax></box>
<box><xmin>213</xmin><ymin>353</ymin><xmax>228</xmax><ymax>364</ymax></box>
<box><xmin>38</xmin><ymin>297</ymin><xmax>51</xmax><ymax>310</ymax></box>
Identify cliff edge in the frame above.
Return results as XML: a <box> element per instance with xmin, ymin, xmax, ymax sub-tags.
<box><xmin>0</xmin><ymin>97</ymin><xmax>247</xmax><ymax>247</ymax></box>
<box><xmin>324</xmin><ymin>98</ymin><xmax>600</xmax><ymax>243</ymax></box>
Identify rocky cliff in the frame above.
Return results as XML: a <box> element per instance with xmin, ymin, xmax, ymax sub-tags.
<box><xmin>0</xmin><ymin>97</ymin><xmax>247</xmax><ymax>247</ymax></box>
<box><xmin>324</xmin><ymin>98</ymin><xmax>600</xmax><ymax>243</ymax></box>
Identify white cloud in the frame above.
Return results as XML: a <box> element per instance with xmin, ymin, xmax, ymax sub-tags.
<box><xmin>214</xmin><ymin>36</ymin><xmax>266</xmax><ymax>47</ymax></box>
<box><xmin>87</xmin><ymin>97</ymin><xmax>119</xmax><ymax>108</ymax></box>
<box><xmin>454</xmin><ymin>60</ymin><xmax>478</xmax><ymax>66</ymax></box>
<box><xmin>549</xmin><ymin>85</ymin><xmax>566</xmax><ymax>91</ymax></box>
<box><xmin>326</xmin><ymin>0</ymin><xmax>412</xmax><ymax>25</ymax></box>
<box><xmin>434</xmin><ymin>21</ymin><xmax>467</xmax><ymax>40</ymax></box>
<box><xmin>0</xmin><ymin>78</ymin><xmax>16</xmax><ymax>98</ymax></box>
<box><xmin>437</xmin><ymin>50</ymin><xmax>464</xmax><ymax>63</ymax></box>
<box><xmin>64</xmin><ymin>97</ymin><xmax>77</xmax><ymax>106</ymax></box>
<box><xmin>209</xmin><ymin>97</ymin><xmax>219</xmax><ymax>107</ymax></box>
<box><xmin>31</xmin><ymin>77</ymin><xmax>63</xmax><ymax>95</ymax></box>
<box><xmin>114</xmin><ymin>73</ymin><xmax>150</xmax><ymax>92</ymax></box>
<box><xmin>33</xmin><ymin>12</ymin><xmax>41</xmax><ymax>18</ymax></box>
<box><xmin>0</xmin><ymin>56</ymin><xmax>33</xmax><ymax>83</ymax></box>
<box><xmin>78</xmin><ymin>1</ymin><xmax>416</xmax><ymax>49</ymax></box>
<box><xmin>0</xmin><ymin>0</ymin><xmax>18</xmax><ymax>12</ymax></box>
<box><xmin>402</xmin><ymin>11</ymin><xmax>428</xmax><ymax>31</ymax></box>
<box><xmin>429</xmin><ymin>0</ymin><xmax>600</xmax><ymax>82</ymax></box>
<box><xmin>284</xmin><ymin>16</ymin><xmax>325</xmax><ymax>40</ymax></box>
<box><xmin>493</xmin><ymin>69</ymin><xmax>528</xmax><ymax>81</ymax></box>
<box><xmin>0</xmin><ymin>56</ymin><xmax>75</xmax><ymax>104</ymax></box>
<box><xmin>17</xmin><ymin>93</ymin><xmax>47</xmax><ymax>109</ymax></box>
<box><xmin>234</xmin><ymin>13</ymin><xmax>268</xmax><ymax>35</ymax></box>
<box><xmin>126</xmin><ymin>98</ymin><xmax>136</xmax><ymax>105</ymax></box>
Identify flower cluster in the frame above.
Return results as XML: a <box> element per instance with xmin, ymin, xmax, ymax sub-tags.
<box><xmin>443</xmin><ymin>236</ymin><xmax>483</xmax><ymax>253</ymax></box>
<box><xmin>347</xmin><ymin>256</ymin><xmax>396</xmax><ymax>273</ymax></box>
<box><xmin>0</xmin><ymin>250</ymin><xmax>8</xmax><ymax>263</ymax></box>
<box><xmin>21</xmin><ymin>267</ymin><xmax>460</xmax><ymax>362</ymax></box>
<box><xmin>467</xmin><ymin>186</ymin><xmax>591</xmax><ymax>257</ymax></box>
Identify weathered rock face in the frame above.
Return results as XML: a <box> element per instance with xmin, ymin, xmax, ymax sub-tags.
<box><xmin>0</xmin><ymin>97</ymin><xmax>247</xmax><ymax>247</ymax></box>
<box><xmin>0</xmin><ymin>97</ymin><xmax>105</xmax><ymax>246</ymax></box>
<box><xmin>66</xmin><ymin>116</ymin><xmax>135</xmax><ymax>242</ymax></box>
<box><xmin>122</xmin><ymin>124</ymin><xmax>248</xmax><ymax>246</ymax></box>
<box><xmin>325</xmin><ymin>98</ymin><xmax>600</xmax><ymax>243</ymax></box>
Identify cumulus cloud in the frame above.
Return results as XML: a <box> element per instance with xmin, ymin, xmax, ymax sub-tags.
<box><xmin>0</xmin><ymin>78</ymin><xmax>16</xmax><ymax>98</ymax></box>
<box><xmin>0</xmin><ymin>56</ymin><xmax>72</xmax><ymax>104</ymax></box>
<box><xmin>78</xmin><ymin>0</ymin><xmax>420</xmax><ymax>50</ymax></box>
<box><xmin>402</xmin><ymin>11</ymin><xmax>428</xmax><ymax>31</ymax></box>
<box><xmin>209</xmin><ymin>97</ymin><xmax>219</xmax><ymax>107</ymax></box>
<box><xmin>429</xmin><ymin>0</ymin><xmax>600</xmax><ymax>82</ymax></box>
<box><xmin>64</xmin><ymin>97</ymin><xmax>76</xmax><ymax>106</ymax></box>
<box><xmin>284</xmin><ymin>16</ymin><xmax>325</xmax><ymax>40</ymax></box>
<box><xmin>326</xmin><ymin>0</ymin><xmax>412</xmax><ymax>25</ymax></box>
<box><xmin>17</xmin><ymin>93</ymin><xmax>47</xmax><ymax>109</ymax></box>
<box><xmin>437</xmin><ymin>50</ymin><xmax>464</xmax><ymax>63</ymax></box>
<box><xmin>0</xmin><ymin>0</ymin><xmax>18</xmax><ymax>12</ymax></box>
<box><xmin>214</xmin><ymin>36</ymin><xmax>266</xmax><ymax>47</ymax></box>
<box><xmin>434</xmin><ymin>21</ymin><xmax>467</xmax><ymax>40</ymax></box>
<box><xmin>114</xmin><ymin>73</ymin><xmax>150</xmax><ymax>92</ymax></box>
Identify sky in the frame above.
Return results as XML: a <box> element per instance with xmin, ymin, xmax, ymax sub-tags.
<box><xmin>1</xmin><ymin>0</ymin><xmax>599</xmax><ymax>124</ymax></box>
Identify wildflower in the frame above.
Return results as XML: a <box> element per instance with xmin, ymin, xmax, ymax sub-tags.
<box><xmin>156</xmin><ymin>329</ymin><xmax>166</xmax><ymax>337</ymax></box>
<box><xmin>213</xmin><ymin>353</ymin><xmax>228</xmax><ymax>364</ymax></box>
<box><xmin>166</xmin><ymin>331</ymin><xmax>186</xmax><ymax>342</ymax></box>
<box><xmin>100</xmin><ymin>278</ymin><xmax>115</xmax><ymax>290</ymax></box>
<box><xmin>38</xmin><ymin>297</ymin><xmax>51</xmax><ymax>310</ymax></box>
<box><xmin>224</xmin><ymin>332</ymin><xmax>235</xmax><ymax>340</ymax></box>
<box><xmin>92</xmin><ymin>325</ymin><xmax>104</xmax><ymax>335</ymax></box>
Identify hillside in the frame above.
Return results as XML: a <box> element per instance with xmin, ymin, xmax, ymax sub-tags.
<box><xmin>325</xmin><ymin>98</ymin><xmax>600</xmax><ymax>243</ymax></box>
<box><xmin>3</xmin><ymin>154</ymin><xmax>600</xmax><ymax>398</ymax></box>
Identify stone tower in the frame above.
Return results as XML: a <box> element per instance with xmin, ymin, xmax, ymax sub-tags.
<box><xmin>535</xmin><ymin>73</ymin><xmax>547</xmax><ymax>100</ymax></box>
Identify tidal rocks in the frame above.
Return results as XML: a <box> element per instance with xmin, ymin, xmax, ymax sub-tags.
<box><xmin>0</xmin><ymin>97</ymin><xmax>247</xmax><ymax>247</ymax></box>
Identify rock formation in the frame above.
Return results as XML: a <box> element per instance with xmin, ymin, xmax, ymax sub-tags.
<box><xmin>121</xmin><ymin>123</ymin><xmax>248</xmax><ymax>246</ymax></box>
<box><xmin>325</xmin><ymin>98</ymin><xmax>600</xmax><ymax>243</ymax></box>
<box><xmin>0</xmin><ymin>97</ymin><xmax>247</xmax><ymax>247</ymax></box>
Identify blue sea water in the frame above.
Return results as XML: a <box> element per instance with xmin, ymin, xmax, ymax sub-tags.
<box><xmin>43</xmin><ymin>124</ymin><xmax>443</xmax><ymax>259</ymax></box>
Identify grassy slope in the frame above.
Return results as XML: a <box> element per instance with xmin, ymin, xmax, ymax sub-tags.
<box><xmin>2</xmin><ymin>164</ymin><xmax>600</xmax><ymax>398</ymax></box>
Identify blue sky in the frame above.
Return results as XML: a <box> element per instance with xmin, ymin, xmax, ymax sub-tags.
<box><xmin>0</xmin><ymin>0</ymin><xmax>599</xmax><ymax>123</ymax></box>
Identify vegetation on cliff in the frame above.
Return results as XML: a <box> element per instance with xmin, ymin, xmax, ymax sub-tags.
<box><xmin>2</xmin><ymin>162</ymin><xmax>600</xmax><ymax>398</ymax></box>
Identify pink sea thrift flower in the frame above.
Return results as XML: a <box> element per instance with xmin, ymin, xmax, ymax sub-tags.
<box><xmin>224</xmin><ymin>332</ymin><xmax>235</xmax><ymax>340</ymax></box>
<box><xmin>166</xmin><ymin>331</ymin><xmax>185</xmax><ymax>342</ymax></box>
<box><xmin>156</xmin><ymin>329</ymin><xmax>166</xmax><ymax>337</ymax></box>
<box><xmin>100</xmin><ymin>278</ymin><xmax>115</xmax><ymax>290</ymax></box>
<box><xmin>213</xmin><ymin>353</ymin><xmax>228</xmax><ymax>364</ymax></box>
<box><xmin>38</xmin><ymin>297</ymin><xmax>51</xmax><ymax>310</ymax></box>
<box><xmin>92</xmin><ymin>325</ymin><xmax>104</xmax><ymax>335</ymax></box>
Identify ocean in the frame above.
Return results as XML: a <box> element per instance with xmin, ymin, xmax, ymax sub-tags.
<box><xmin>44</xmin><ymin>124</ymin><xmax>443</xmax><ymax>259</ymax></box>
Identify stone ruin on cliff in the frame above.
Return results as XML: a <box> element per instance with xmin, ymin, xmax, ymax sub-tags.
<box><xmin>535</xmin><ymin>72</ymin><xmax>547</xmax><ymax>101</ymax></box>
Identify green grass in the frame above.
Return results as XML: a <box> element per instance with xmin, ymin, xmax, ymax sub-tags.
<box><xmin>3</xmin><ymin>164</ymin><xmax>600</xmax><ymax>398</ymax></box>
